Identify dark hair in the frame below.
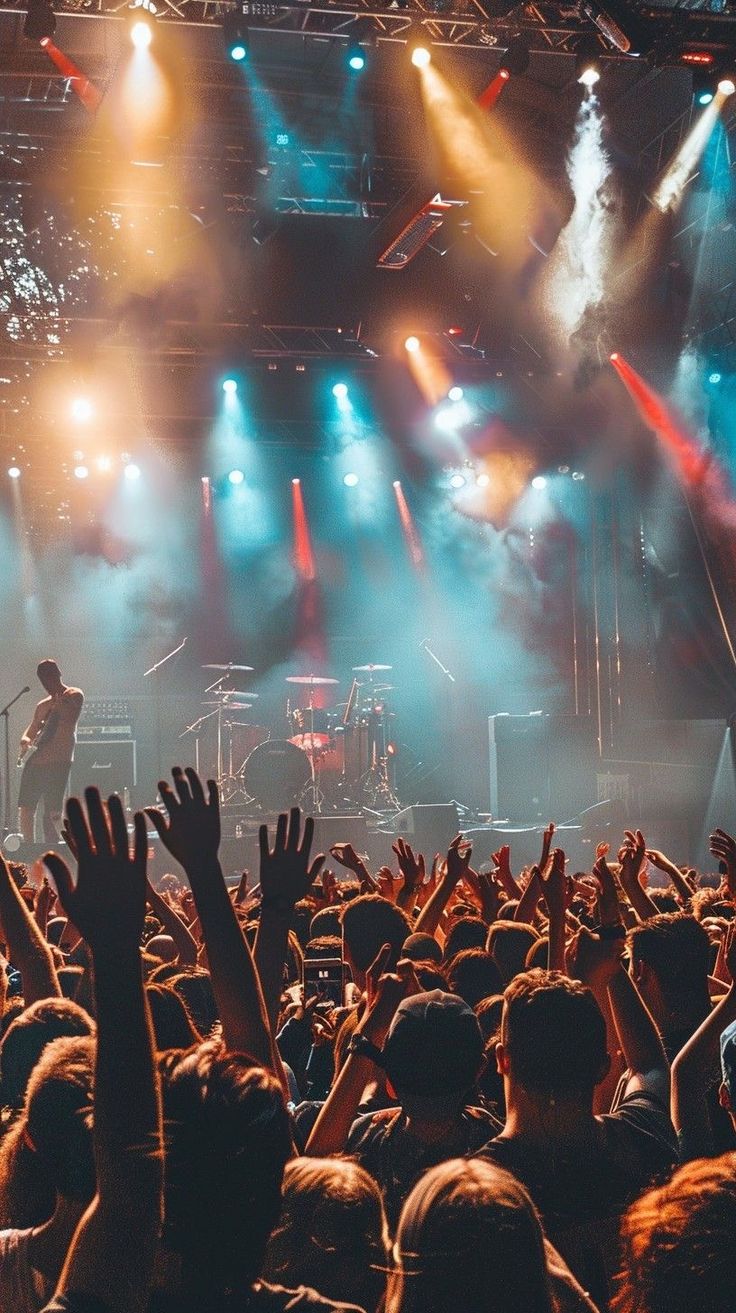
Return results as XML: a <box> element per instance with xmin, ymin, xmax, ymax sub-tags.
<box><xmin>525</xmin><ymin>938</ymin><xmax>548</xmax><ymax>971</ymax></box>
<box><xmin>487</xmin><ymin>922</ymin><xmax>540</xmax><ymax>985</ymax></box>
<box><xmin>310</xmin><ymin>907</ymin><xmax>343</xmax><ymax>940</ymax></box>
<box><xmin>647</xmin><ymin>891</ymin><xmax>680</xmax><ymax>915</ymax></box>
<box><xmin>502</xmin><ymin>969</ymin><xmax>607</xmax><ymax>1097</ymax></box>
<box><xmin>446</xmin><ymin>950</ymin><xmax>503</xmax><ymax>1011</ymax></box>
<box><xmin>263</xmin><ymin>1157</ymin><xmax>389</xmax><ymax>1312</ymax></box>
<box><xmin>474</xmin><ymin>994</ymin><xmax>504</xmax><ymax>1043</ymax></box>
<box><xmin>0</xmin><ymin>999</ymin><xmax>95</xmax><ymax>1113</ymax></box>
<box><xmin>304</xmin><ymin>935</ymin><xmax>343</xmax><ymax>960</ymax></box>
<box><xmin>341</xmin><ymin>895</ymin><xmax>411</xmax><ymax>974</ymax></box>
<box><xmin>0</xmin><ymin>1036</ymin><xmax>95</xmax><ymax>1226</ymax></box>
<box><xmin>36</xmin><ymin>659</ymin><xmax>60</xmax><ymax>681</ymax></box>
<box><xmin>387</xmin><ymin>1158</ymin><xmax>554</xmax><ymax>1313</ymax></box>
<box><xmin>402</xmin><ymin>934</ymin><xmax>443</xmax><ymax>966</ymax></box>
<box><xmin>160</xmin><ymin>1040</ymin><xmax>292</xmax><ymax>1299</ymax></box>
<box><xmin>411</xmin><ymin>963</ymin><xmax>448</xmax><ymax>993</ymax></box>
<box><xmin>627</xmin><ymin>913</ymin><xmax>710</xmax><ymax>1008</ymax></box>
<box><xmin>169</xmin><ymin>969</ymin><xmax>218</xmax><ymax>1038</ymax></box>
<box><xmin>146</xmin><ymin>984</ymin><xmax>201</xmax><ymax>1050</ymax></box>
<box><xmin>443</xmin><ymin>917</ymin><xmax>488</xmax><ymax>963</ymax></box>
<box><xmin>615</xmin><ymin>1153</ymin><xmax>736</xmax><ymax>1313</ymax></box>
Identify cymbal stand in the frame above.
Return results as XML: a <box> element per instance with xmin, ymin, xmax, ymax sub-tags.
<box><xmin>359</xmin><ymin>695</ymin><xmax>400</xmax><ymax>812</ymax></box>
<box><xmin>220</xmin><ymin>719</ymin><xmax>250</xmax><ymax>805</ymax></box>
<box><xmin>301</xmin><ymin>678</ymin><xmax>323</xmax><ymax>814</ymax></box>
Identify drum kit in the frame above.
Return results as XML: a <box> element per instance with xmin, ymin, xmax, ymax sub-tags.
<box><xmin>180</xmin><ymin>662</ymin><xmax>401</xmax><ymax>814</ymax></box>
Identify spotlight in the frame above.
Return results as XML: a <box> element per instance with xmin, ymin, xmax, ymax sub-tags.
<box><xmin>348</xmin><ymin>46</ymin><xmax>366</xmax><ymax>71</ymax></box>
<box><xmin>448</xmin><ymin>385</ymin><xmax>464</xmax><ymax>401</ymax></box>
<box><xmin>74</xmin><ymin>465</ymin><xmax>89</xmax><ymax>480</ymax></box>
<box><xmin>332</xmin><ymin>382</ymin><xmax>349</xmax><ymax>399</ymax></box>
<box><xmin>476</xmin><ymin>473</ymin><xmax>490</xmax><ymax>488</ymax></box>
<box><xmin>124</xmin><ymin>463</ymin><xmax>141</xmax><ymax>481</ymax></box>
<box><xmin>578</xmin><ymin>64</ymin><xmax>600</xmax><ymax>87</ymax></box>
<box><xmin>96</xmin><ymin>456</ymin><xmax>112</xmax><ymax>472</ymax></box>
<box><xmin>531</xmin><ymin>475</ymin><xmax>547</xmax><ymax>490</ymax></box>
<box><xmin>571</xmin><ymin>471</ymin><xmax>585</xmax><ymax>481</ymax></box>
<box><xmin>411</xmin><ymin>46</ymin><xmax>431</xmax><ymax>68</ymax></box>
<box><xmin>392</xmin><ymin>480</ymin><xmax>401</xmax><ymax>488</ymax></box>
<box><xmin>709</xmin><ymin>372</ymin><xmax>722</xmax><ymax>384</ymax></box>
<box><xmin>449</xmin><ymin>472</ymin><xmax>466</xmax><ymax>489</ymax></box>
<box><xmin>71</xmin><ymin>397</ymin><xmax>93</xmax><ymax>422</ymax></box>
<box><xmin>231</xmin><ymin>43</ymin><xmax>246</xmax><ymax>61</ymax></box>
<box><xmin>697</xmin><ymin>90</ymin><xmax>714</xmax><ymax>105</ymax></box>
<box><xmin>7</xmin><ymin>466</ymin><xmax>21</xmax><ymax>479</ymax></box>
<box><xmin>228</xmin><ymin>469</ymin><xmax>245</xmax><ymax>485</ymax></box>
<box><xmin>343</xmin><ymin>472</ymin><xmax>359</xmax><ymax>487</ymax></box>
<box><xmin>130</xmin><ymin>18</ymin><xmax>152</xmax><ymax>47</ymax></box>
<box><xmin>23</xmin><ymin>0</ymin><xmax>55</xmax><ymax>41</ymax></box>
<box><xmin>222</xmin><ymin>378</ymin><xmax>238</xmax><ymax>395</ymax></box>
<box><xmin>718</xmin><ymin>78</ymin><xmax>736</xmax><ymax>97</ymax></box>
<box><xmin>404</xmin><ymin>335</ymin><xmax>420</xmax><ymax>353</ymax></box>
<box><xmin>292</xmin><ymin>478</ymin><xmax>300</xmax><ymax>485</ymax></box>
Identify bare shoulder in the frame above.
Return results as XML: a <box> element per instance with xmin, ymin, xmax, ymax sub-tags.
<box><xmin>65</xmin><ymin>688</ymin><xmax>85</xmax><ymax>704</ymax></box>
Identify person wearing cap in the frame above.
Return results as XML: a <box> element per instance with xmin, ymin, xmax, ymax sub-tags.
<box><xmin>307</xmin><ymin>978</ymin><xmax>499</xmax><ymax>1227</ymax></box>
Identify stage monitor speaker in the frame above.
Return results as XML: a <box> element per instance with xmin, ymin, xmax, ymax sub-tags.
<box><xmin>489</xmin><ymin>714</ymin><xmax>550</xmax><ymax>822</ymax></box>
<box><xmin>390</xmin><ymin>803</ymin><xmax>460</xmax><ymax>859</ymax></box>
<box><xmin>70</xmin><ymin>740</ymin><xmax>137</xmax><ymax>800</ymax></box>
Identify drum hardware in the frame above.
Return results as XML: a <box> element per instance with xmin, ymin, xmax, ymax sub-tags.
<box><xmin>284</xmin><ymin>676</ymin><xmax>341</xmax><ymax>813</ymax></box>
<box><xmin>202</xmin><ymin>663</ymin><xmax>255</xmax><ymax>672</ymax></box>
<box><xmin>352</xmin><ymin>664</ymin><xmax>393</xmax><ymax>674</ymax></box>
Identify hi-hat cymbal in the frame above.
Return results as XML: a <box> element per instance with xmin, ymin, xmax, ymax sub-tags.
<box><xmin>218</xmin><ymin>690</ymin><xmax>259</xmax><ymax>700</ymax></box>
<box><xmin>203</xmin><ymin>663</ymin><xmax>254</xmax><ymax>672</ymax></box>
<box><xmin>285</xmin><ymin>675</ymin><xmax>339</xmax><ymax>685</ymax></box>
<box><xmin>202</xmin><ymin>701</ymin><xmax>253</xmax><ymax>709</ymax></box>
<box><xmin>352</xmin><ymin>664</ymin><xmax>392</xmax><ymax>673</ymax></box>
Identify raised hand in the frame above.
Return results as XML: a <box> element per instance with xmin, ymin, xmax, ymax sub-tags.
<box><xmin>619</xmin><ymin>829</ymin><xmax>646</xmax><ymax>887</ymax></box>
<box><xmin>259</xmin><ymin>807</ymin><xmax>325</xmax><ymax>908</ymax></box>
<box><xmin>392</xmin><ymin>837</ymin><xmax>425</xmax><ymax>897</ymax></box>
<box><xmin>329</xmin><ymin>842</ymin><xmax>378</xmax><ymax>894</ymax></box>
<box><xmin>540</xmin><ymin>821</ymin><xmax>556</xmax><ymax>872</ymax></box>
<box><xmin>45</xmin><ymin>789</ymin><xmax>148</xmax><ymax>955</ymax></box>
<box><xmin>446</xmin><ymin>833</ymin><xmax>472</xmax><ymax>886</ymax></box>
<box><xmin>566</xmin><ymin>924</ymin><xmax>622</xmax><ymax>990</ymax></box>
<box><xmin>376</xmin><ymin>867</ymin><xmax>398</xmax><ymax>903</ymax></box>
<box><xmin>710</xmin><ymin>829</ymin><xmax>736</xmax><ymax>900</ymax></box>
<box><xmin>592</xmin><ymin>853</ymin><xmax>623</xmax><ymax>927</ymax></box>
<box><xmin>145</xmin><ymin>767</ymin><xmax>220</xmax><ymax>871</ymax></box>
<box><xmin>538</xmin><ymin>846</ymin><xmax>567</xmax><ymax>916</ymax></box>
<box><xmin>491</xmin><ymin>843</ymin><xmax>518</xmax><ymax>898</ymax></box>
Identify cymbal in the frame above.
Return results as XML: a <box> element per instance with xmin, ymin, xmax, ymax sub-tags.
<box><xmin>285</xmin><ymin>675</ymin><xmax>339</xmax><ymax>685</ymax></box>
<box><xmin>352</xmin><ymin>664</ymin><xmax>392</xmax><ymax>673</ymax></box>
<box><xmin>219</xmin><ymin>690</ymin><xmax>259</xmax><ymax>700</ymax></box>
<box><xmin>202</xmin><ymin>663</ymin><xmax>254</xmax><ymax>672</ymax></box>
<box><xmin>202</xmin><ymin>701</ymin><xmax>253</xmax><ymax>709</ymax></box>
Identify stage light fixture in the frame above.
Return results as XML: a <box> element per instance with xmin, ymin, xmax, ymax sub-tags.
<box><xmin>709</xmin><ymin>372</ymin><xmax>722</xmax><ymax>384</ymax></box>
<box><xmin>448</xmin><ymin>385</ymin><xmax>464</xmax><ymax>401</ymax></box>
<box><xmin>332</xmin><ymin>382</ymin><xmax>349</xmax><ymax>399</ymax></box>
<box><xmin>23</xmin><ymin>0</ymin><xmax>56</xmax><ymax>41</ymax></box>
<box><xmin>572</xmin><ymin>471</ymin><xmax>585</xmax><ymax>481</ymax></box>
<box><xmin>718</xmin><ymin>78</ymin><xmax>735</xmax><ymax>96</ymax></box>
<box><xmin>222</xmin><ymin>378</ymin><xmax>238</xmax><ymax>395</ymax></box>
<box><xmin>130</xmin><ymin>18</ymin><xmax>152</xmax><ymax>47</ymax></box>
<box><xmin>501</xmin><ymin>34</ymin><xmax>531</xmax><ymax>77</ymax></box>
<box><xmin>578</xmin><ymin>63</ymin><xmax>600</xmax><ymax>87</ymax></box>
<box><xmin>404</xmin><ymin>335</ymin><xmax>420</xmax><ymax>353</ymax></box>
<box><xmin>222</xmin><ymin>8</ymin><xmax>249</xmax><ymax>61</ymax></box>
<box><xmin>96</xmin><ymin>456</ymin><xmax>113</xmax><ymax>472</ymax></box>
<box><xmin>531</xmin><ymin>475</ymin><xmax>548</xmax><ymax>490</ymax></box>
<box><xmin>476</xmin><ymin>473</ymin><xmax>490</xmax><ymax>488</ymax></box>
<box><xmin>449</xmin><ymin>472</ymin><xmax>466</xmax><ymax>489</ymax></box>
<box><xmin>71</xmin><ymin>397</ymin><xmax>93</xmax><ymax>422</ymax></box>
<box><xmin>348</xmin><ymin>45</ymin><xmax>366</xmax><ymax>71</ymax></box>
<box><xmin>124</xmin><ymin>463</ymin><xmax>141</xmax><ymax>481</ymax></box>
<box><xmin>291</xmin><ymin>477</ymin><xmax>300</xmax><ymax>485</ymax></box>
<box><xmin>228</xmin><ymin>469</ymin><xmax>245</xmax><ymax>485</ymax></box>
<box><xmin>343</xmin><ymin>472</ymin><xmax>359</xmax><ymax>487</ymax></box>
<box><xmin>7</xmin><ymin>466</ymin><xmax>21</xmax><ymax>480</ymax></box>
<box><xmin>411</xmin><ymin>45</ymin><xmax>431</xmax><ymax>68</ymax></box>
<box><xmin>697</xmin><ymin>89</ymin><xmax>714</xmax><ymax>105</ymax></box>
<box><xmin>74</xmin><ymin>465</ymin><xmax>89</xmax><ymax>480</ymax></box>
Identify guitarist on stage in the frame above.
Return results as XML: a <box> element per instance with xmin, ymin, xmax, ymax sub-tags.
<box><xmin>18</xmin><ymin>659</ymin><xmax>84</xmax><ymax>843</ymax></box>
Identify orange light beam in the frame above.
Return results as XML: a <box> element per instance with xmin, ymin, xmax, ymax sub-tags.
<box><xmin>40</xmin><ymin>38</ymin><xmax>103</xmax><ymax>113</ymax></box>
<box><xmin>609</xmin><ymin>352</ymin><xmax>714</xmax><ymax>488</ymax></box>
<box><xmin>392</xmin><ymin>481</ymin><xmax>425</xmax><ymax>572</ymax></box>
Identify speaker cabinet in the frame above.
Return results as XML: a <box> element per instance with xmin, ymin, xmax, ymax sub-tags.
<box><xmin>488</xmin><ymin>714</ymin><xmax>550</xmax><ymax>822</ymax></box>
<box><xmin>390</xmin><ymin>803</ymin><xmax>460</xmax><ymax>859</ymax></box>
<box><xmin>70</xmin><ymin>740</ymin><xmax>137</xmax><ymax>799</ymax></box>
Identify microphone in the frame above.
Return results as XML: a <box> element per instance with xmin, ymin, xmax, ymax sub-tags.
<box><xmin>419</xmin><ymin>639</ymin><xmax>428</xmax><ymax>650</ymax></box>
<box><xmin>21</xmin><ymin>686</ymin><xmax>30</xmax><ymax>695</ymax></box>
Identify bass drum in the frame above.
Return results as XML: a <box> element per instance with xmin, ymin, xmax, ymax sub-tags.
<box><xmin>243</xmin><ymin>738</ymin><xmax>311</xmax><ymax>811</ymax></box>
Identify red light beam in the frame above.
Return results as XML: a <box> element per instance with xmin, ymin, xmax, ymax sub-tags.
<box><xmin>40</xmin><ymin>39</ymin><xmax>102</xmax><ymax>113</ymax></box>
<box><xmin>392</xmin><ymin>481</ymin><xmax>425</xmax><ymax>572</ymax></box>
<box><xmin>609</xmin><ymin>352</ymin><xmax>713</xmax><ymax>488</ymax></box>
<box><xmin>477</xmin><ymin>69</ymin><xmax>510</xmax><ymax>112</ymax></box>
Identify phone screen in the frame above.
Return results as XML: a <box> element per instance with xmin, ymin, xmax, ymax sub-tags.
<box><xmin>302</xmin><ymin>957</ymin><xmax>345</xmax><ymax>1009</ymax></box>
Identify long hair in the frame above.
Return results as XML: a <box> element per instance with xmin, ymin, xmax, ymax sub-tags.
<box><xmin>263</xmin><ymin>1157</ymin><xmax>389</xmax><ymax>1312</ymax></box>
<box><xmin>386</xmin><ymin>1158</ymin><xmax>555</xmax><ymax>1313</ymax></box>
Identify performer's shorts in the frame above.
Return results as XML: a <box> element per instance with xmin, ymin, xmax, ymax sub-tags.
<box><xmin>18</xmin><ymin>760</ymin><xmax>71</xmax><ymax>813</ymax></box>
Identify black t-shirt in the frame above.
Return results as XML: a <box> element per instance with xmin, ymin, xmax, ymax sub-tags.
<box><xmin>347</xmin><ymin>1105</ymin><xmax>501</xmax><ymax>1226</ymax></box>
<box><xmin>44</xmin><ymin>1283</ymin><xmax>364</xmax><ymax>1313</ymax></box>
<box><xmin>479</xmin><ymin>1091</ymin><xmax>677</xmax><ymax>1308</ymax></box>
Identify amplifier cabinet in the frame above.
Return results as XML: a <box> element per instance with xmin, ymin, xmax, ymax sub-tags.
<box><xmin>70</xmin><ymin>740</ymin><xmax>137</xmax><ymax>799</ymax></box>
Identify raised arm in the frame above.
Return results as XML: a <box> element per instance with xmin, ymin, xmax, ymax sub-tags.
<box><xmin>645</xmin><ymin>847</ymin><xmax>694</xmax><ymax>908</ymax></box>
<box><xmin>538</xmin><ymin>849</ymin><xmax>567</xmax><ymax>973</ymax></box>
<box><xmin>146</xmin><ymin>768</ymin><xmax>279</xmax><ymax>1081</ymax></box>
<box><xmin>44</xmin><ymin>789</ymin><xmax>163</xmax><ymax>1313</ymax></box>
<box><xmin>254</xmin><ymin>808</ymin><xmax>325</xmax><ymax>1034</ymax></box>
<box><xmin>414</xmin><ymin>835</ymin><xmax>471</xmax><ymax>939</ymax></box>
<box><xmin>146</xmin><ymin>879</ymin><xmax>198</xmax><ymax>967</ymax></box>
<box><xmin>0</xmin><ymin>853</ymin><xmax>60</xmax><ymax>1004</ymax></box>
<box><xmin>672</xmin><ymin>922</ymin><xmax>736</xmax><ymax>1158</ymax></box>
<box><xmin>617</xmin><ymin>830</ymin><xmax>660</xmax><ymax>923</ymax></box>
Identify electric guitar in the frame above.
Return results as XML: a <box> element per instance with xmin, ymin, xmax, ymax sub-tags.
<box><xmin>17</xmin><ymin>707</ymin><xmax>61</xmax><ymax>768</ymax></box>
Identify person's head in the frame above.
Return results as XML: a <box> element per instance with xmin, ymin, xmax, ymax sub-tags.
<box><xmin>263</xmin><ymin>1157</ymin><xmax>389</xmax><ymax>1312</ymax></box>
<box><xmin>615</xmin><ymin>1154</ymin><xmax>736</xmax><ymax>1313</ymax></box>
<box><xmin>445</xmin><ymin>950</ymin><xmax>503</xmax><ymax>1011</ymax></box>
<box><xmin>691</xmin><ymin>888</ymin><xmax>736</xmax><ymax>922</ymax></box>
<box><xmin>387</xmin><ymin>1158</ymin><xmax>554</xmax><ymax>1313</ymax></box>
<box><xmin>498</xmin><ymin>969</ymin><xmax>609</xmax><ymax>1109</ymax></box>
<box><xmin>304</xmin><ymin>935</ymin><xmax>343</xmax><ymax>960</ymax></box>
<box><xmin>310</xmin><ymin>906</ymin><xmax>343</xmax><ymax>940</ymax></box>
<box><xmin>341</xmin><ymin>895</ymin><xmax>412</xmax><ymax>988</ymax></box>
<box><xmin>410</xmin><ymin>963</ymin><xmax>448</xmax><ymax>993</ymax></box>
<box><xmin>160</xmin><ymin>1040</ymin><xmax>292</xmax><ymax>1298</ymax></box>
<box><xmin>487</xmin><ymin>921</ymin><xmax>540</xmax><ymax>986</ymax></box>
<box><xmin>169</xmin><ymin>968</ymin><xmax>218</xmax><ymax>1038</ymax></box>
<box><xmin>146</xmin><ymin>984</ymin><xmax>200</xmax><ymax>1050</ymax></box>
<box><xmin>37</xmin><ymin>659</ymin><xmax>62</xmax><ymax>694</ymax></box>
<box><xmin>627</xmin><ymin>913</ymin><xmax>711</xmax><ymax>1025</ymax></box>
<box><xmin>0</xmin><ymin>1035</ymin><xmax>95</xmax><ymax>1228</ymax></box>
<box><xmin>524</xmin><ymin>938</ymin><xmax>548</xmax><ymax>970</ymax></box>
<box><xmin>0</xmin><ymin>998</ymin><xmax>95</xmax><ymax>1114</ymax></box>
<box><xmin>381</xmin><ymin>990</ymin><xmax>484</xmax><ymax>1119</ymax></box>
<box><xmin>402</xmin><ymin>933</ymin><xmax>443</xmax><ymax>966</ymax></box>
<box><xmin>442</xmin><ymin>917</ymin><xmax>488</xmax><ymax>963</ymax></box>
<box><xmin>145</xmin><ymin>934</ymin><xmax>178</xmax><ymax>965</ymax></box>
<box><xmin>647</xmin><ymin>891</ymin><xmax>680</xmax><ymax>915</ymax></box>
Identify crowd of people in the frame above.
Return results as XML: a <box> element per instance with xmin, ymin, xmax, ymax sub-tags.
<box><xmin>0</xmin><ymin>766</ymin><xmax>734</xmax><ymax>1312</ymax></box>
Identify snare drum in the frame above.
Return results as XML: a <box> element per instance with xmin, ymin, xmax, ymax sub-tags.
<box><xmin>243</xmin><ymin>739</ymin><xmax>311</xmax><ymax>810</ymax></box>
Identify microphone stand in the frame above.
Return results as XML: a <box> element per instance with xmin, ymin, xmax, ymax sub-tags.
<box><xmin>420</xmin><ymin>641</ymin><xmax>456</xmax><ymax>683</ymax></box>
<box><xmin>1</xmin><ymin>686</ymin><xmax>29</xmax><ymax>836</ymax></box>
<box><xmin>143</xmin><ymin>638</ymin><xmax>187</xmax><ymax>787</ymax></box>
